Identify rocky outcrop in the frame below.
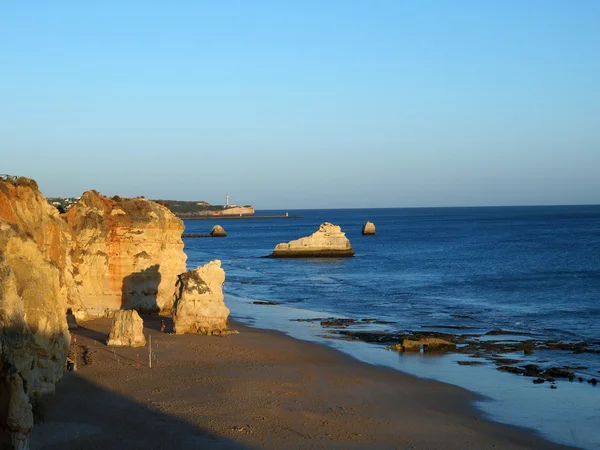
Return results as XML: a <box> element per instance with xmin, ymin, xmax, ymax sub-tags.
<box><xmin>107</xmin><ymin>310</ymin><xmax>146</xmax><ymax>347</ymax></box>
<box><xmin>391</xmin><ymin>338</ymin><xmax>456</xmax><ymax>352</ymax></box>
<box><xmin>172</xmin><ymin>261</ymin><xmax>229</xmax><ymax>335</ymax></box>
<box><xmin>64</xmin><ymin>191</ymin><xmax>187</xmax><ymax>316</ymax></box>
<box><xmin>1</xmin><ymin>215</ymin><xmax>70</xmax><ymax>449</ymax></box>
<box><xmin>0</xmin><ymin>177</ymin><xmax>83</xmax><ymax>317</ymax></box>
<box><xmin>362</xmin><ymin>221</ymin><xmax>376</xmax><ymax>235</ymax></box>
<box><xmin>210</xmin><ymin>225</ymin><xmax>226</xmax><ymax>237</ymax></box>
<box><xmin>268</xmin><ymin>223</ymin><xmax>355</xmax><ymax>257</ymax></box>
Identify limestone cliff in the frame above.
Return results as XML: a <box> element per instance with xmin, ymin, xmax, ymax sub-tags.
<box><xmin>64</xmin><ymin>191</ymin><xmax>187</xmax><ymax>316</ymax></box>
<box><xmin>0</xmin><ymin>178</ymin><xmax>83</xmax><ymax>315</ymax></box>
<box><xmin>268</xmin><ymin>222</ymin><xmax>355</xmax><ymax>257</ymax></box>
<box><xmin>172</xmin><ymin>260</ymin><xmax>229</xmax><ymax>335</ymax></box>
<box><xmin>0</xmin><ymin>220</ymin><xmax>70</xmax><ymax>449</ymax></box>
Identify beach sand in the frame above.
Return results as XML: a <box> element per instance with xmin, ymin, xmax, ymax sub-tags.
<box><xmin>31</xmin><ymin>316</ymin><xmax>575</xmax><ymax>450</ymax></box>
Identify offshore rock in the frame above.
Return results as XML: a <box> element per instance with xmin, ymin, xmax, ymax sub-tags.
<box><xmin>268</xmin><ymin>223</ymin><xmax>355</xmax><ymax>257</ymax></box>
<box><xmin>64</xmin><ymin>191</ymin><xmax>186</xmax><ymax>316</ymax></box>
<box><xmin>210</xmin><ymin>225</ymin><xmax>227</xmax><ymax>237</ymax></box>
<box><xmin>107</xmin><ymin>310</ymin><xmax>146</xmax><ymax>347</ymax></box>
<box><xmin>0</xmin><ymin>177</ymin><xmax>83</xmax><ymax>316</ymax></box>
<box><xmin>362</xmin><ymin>221</ymin><xmax>376</xmax><ymax>235</ymax></box>
<box><xmin>172</xmin><ymin>261</ymin><xmax>229</xmax><ymax>335</ymax></box>
<box><xmin>0</xmin><ymin>219</ymin><xmax>70</xmax><ymax>449</ymax></box>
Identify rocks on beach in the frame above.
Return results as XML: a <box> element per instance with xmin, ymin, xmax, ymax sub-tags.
<box><xmin>107</xmin><ymin>310</ymin><xmax>146</xmax><ymax>347</ymax></box>
<box><xmin>172</xmin><ymin>260</ymin><xmax>230</xmax><ymax>335</ymax></box>
<box><xmin>268</xmin><ymin>222</ymin><xmax>355</xmax><ymax>257</ymax></box>
<box><xmin>362</xmin><ymin>221</ymin><xmax>376</xmax><ymax>235</ymax></box>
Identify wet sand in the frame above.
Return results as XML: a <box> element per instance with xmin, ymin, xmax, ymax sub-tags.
<box><xmin>32</xmin><ymin>316</ymin><xmax>576</xmax><ymax>449</ymax></box>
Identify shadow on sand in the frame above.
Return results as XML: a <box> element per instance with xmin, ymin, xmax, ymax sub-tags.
<box><xmin>30</xmin><ymin>373</ymin><xmax>250</xmax><ymax>450</ymax></box>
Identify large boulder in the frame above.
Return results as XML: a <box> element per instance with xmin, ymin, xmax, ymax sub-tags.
<box><xmin>210</xmin><ymin>225</ymin><xmax>226</xmax><ymax>237</ymax></box>
<box><xmin>107</xmin><ymin>310</ymin><xmax>146</xmax><ymax>347</ymax></box>
<box><xmin>172</xmin><ymin>261</ymin><xmax>229</xmax><ymax>335</ymax></box>
<box><xmin>268</xmin><ymin>222</ymin><xmax>355</xmax><ymax>257</ymax></box>
<box><xmin>64</xmin><ymin>191</ymin><xmax>187</xmax><ymax>316</ymax></box>
<box><xmin>362</xmin><ymin>221</ymin><xmax>376</xmax><ymax>235</ymax></box>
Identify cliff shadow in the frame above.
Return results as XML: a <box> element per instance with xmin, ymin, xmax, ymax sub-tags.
<box><xmin>121</xmin><ymin>264</ymin><xmax>161</xmax><ymax>313</ymax></box>
<box><xmin>30</xmin><ymin>372</ymin><xmax>251</xmax><ymax>450</ymax></box>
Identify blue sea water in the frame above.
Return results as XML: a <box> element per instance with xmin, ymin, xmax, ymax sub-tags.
<box><xmin>184</xmin><ymin>206</ymin><xmax>600</xmax><ymax>449</ymax></box>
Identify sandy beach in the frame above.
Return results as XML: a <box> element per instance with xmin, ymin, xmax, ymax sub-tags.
<box><xmin>31</xmin><ymin>316</ymin><xmax>576</xmax><ymax>450</ymax></box>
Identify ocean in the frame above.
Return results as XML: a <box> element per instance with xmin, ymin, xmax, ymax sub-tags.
<box><xmin>183</xmin><ymin>206</ymin><xmax>600</xmax><ymax>449</ymax></box>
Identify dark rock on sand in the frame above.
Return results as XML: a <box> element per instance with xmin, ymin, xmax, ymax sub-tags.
<box><xmin>497</xmin><ymin>366</ymin><xmax>526</xmax><ymax>375</ymax></box>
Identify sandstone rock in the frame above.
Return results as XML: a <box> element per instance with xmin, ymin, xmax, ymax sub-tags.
<box><xmin>1</xmin><ymin>218</ymin><xmax>70</xmax><ymax>449</ymax></box>
<box><xmin>268</xmin><ymin>223</ymin><xmax>355</xmax><ymax>257</ymax></box>
<box><xmin>391</xmin><ymin>338</ymin><xmax>456</xmax><ymax>352</ymax></box>
<box><xmin>0</xmin><ymin>177</ymin><xmax>83</xmax><ymax>316</ymax></box>
<box><xmin>172</xmin><ymin>261</ymin><xmax>229</xmax><ymax>335</ymax></box>
<box><xmin>107</xmin><ymin>310</ymin><xmax>146</xmax><ymax>347</ymax></box>
<box><xmin>64</xmin><ymin>191</ymin><xmax>187</xmax><ymax>316</ymax></box>
<box><xmin>362</xmin><ymin>221</ymin><xmax>376</xmax><ymax>235</ymax></box>
<box><xmin>210</xmin><ymin>225</ymin><xmax>227</xmax><ymax>237</ymax></box>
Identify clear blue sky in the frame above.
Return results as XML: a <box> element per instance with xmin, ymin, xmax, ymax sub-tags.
<box><xmin>1</xmin><ymin>1</ymin><xmax>599</xmax><ymax>208</ymax></box>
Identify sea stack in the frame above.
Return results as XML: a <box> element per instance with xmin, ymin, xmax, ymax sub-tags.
<box><xmin>362</xmin><ymin>221</ymin><xmax>376</xmax><ymax>235</ymax></box>
<box><xmin>210</xmin><ymin>225</ymin><xmax>227</xmax><ymax>237</ymax></box>
<box><xmin>172</xmin><ymin>260</ymin><xmax>230</xmax><ymax>335</ymax></box>
<box><xmin>268</xmin><ymin>222</ymin><xmax>355</xmax><ymax>257</ymax></box>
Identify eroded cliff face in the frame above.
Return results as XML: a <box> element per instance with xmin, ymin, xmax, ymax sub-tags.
<box><xmin>0</xmin><ymin>178</ymin><xmax>83</xmax><ymax>315</ymax></box>
<box><xmin>0</xmin><ymin>219</ymin><xmax>70</xmax><ymax>449</ymax></box>
<box><xmin>64</xmin><ymin>191</ymin><xmax>187</xmax><ymax>316</ymax></box>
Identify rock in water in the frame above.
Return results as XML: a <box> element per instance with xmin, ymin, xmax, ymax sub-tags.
<box><xmin>391</xmin><ymin>338</ymin><xmax>456</xmax><ymax>352</ymax></box>
<box><xmin>172</xmin><ymin>261</ymin><xmax>229</xmax><ymax>335</ymax></box>
<box><xmin>210</xmin><ymin>225</ymin><xmax>227</xmax><ymax>237</ymax></box>
<box><xmin>268</xmin><ymin>222</ymin><xmax>355</xmax><ymax>257</ymax></box>
<box><xmin>107</xmin><ymin>310</ymin><xmax>146</xmax><ymax>347</ymax></box>
<box><xmin>362</xmin><ymin>221</ymin><xmax>376</xmax><ymax>235</ymax></box>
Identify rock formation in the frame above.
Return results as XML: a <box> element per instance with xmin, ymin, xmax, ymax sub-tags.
<box><xmin>210</xmin><ymin>225</ymin><xmax>227</xmax><ymax>237</ymax></box>
<box><xmin>0</xmin><ymin>179</ymin><xmax>71</xmax><ymax>449</ymax></box>
<box><xmin>268</xmin><ymin>223</ymin><xmax>355</xmax><ymax>257</ymax></box>
<box><xmin>391</xmin><ymin>338</ymin><xmax>456</xmax><ymax>352</ymax></box>
<box><xmin>64</xmin><ymin>191</ymin><xmax>187</xmax><ymax>316</ymax></box>
<box><xmin>0</xmin><ymin>177</ymin><xmax>83</xmax><ymax>317</ymax></box>
<box><xmin>107</xmin><ymin>310</ymin><xmax>146</xmax><ymax>347</ymax></box>
<box><xmin>362</xmin><ymin>221</ymin><xmax>376</xmax><ymax>235</ymax></box>
<box><xmin>172</xmin><ymin>260</ymin><xmax>229</xmax><ymax>335</ymax></box>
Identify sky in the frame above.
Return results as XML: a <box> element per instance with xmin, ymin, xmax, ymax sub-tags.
<box><xmin>1</xmin><ymin>1</ymin><xmax>599</xmax><ymax>209</ymax></box>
